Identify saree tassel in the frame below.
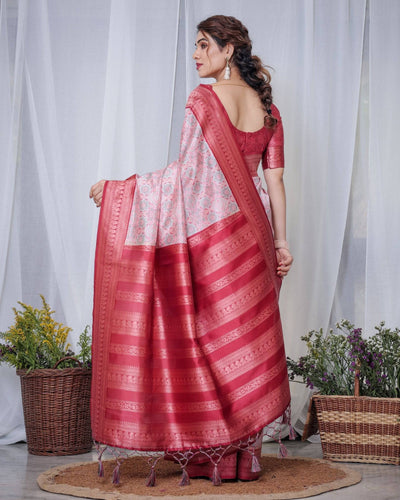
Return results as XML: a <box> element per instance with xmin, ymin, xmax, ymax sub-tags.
<box><xmin>212</xmin><ymin>464</ymin><xmax>222</xmax><ymax>486</ymax></box>
<box><xmin>278</xmin><ymin>442</ymin><xmax>288</xmax><ymax>458</ymax></box>
<box><xmin>179</xmin><ymin>467</ymin><xmax>190</xmax><ymax>486</ymax></box>
<box><xmin>98</xmin><ymin>459</ymin><xmax>104</xmax><ymax>478</ymax></box>
<box><xmin>146</xmin><ymin>467</ymin><xmax>156</xmax><ymax>487</ymax></box>
<box><xmin>96</xmin><ymin>444</ymin><xmax>106</xmax><ymax>478</ymax></box>
<box><xmin>289</xmin><ymin>424</ymin><xmax>297</xmax><ymax>441</ymax></box>
<box><xmin>251</xmin><ymin>453</ymin><xmax>262</xmax><ymax>473</ymax></box>
<box><xmin>112</xmin><ymin>464</ymin><xmax>120</xmax><ymax>485</ymax></box>
<box><xmin>282</xmin><ymin>407</ymin><xmax>290</xmax><ymax>425</ymax></box>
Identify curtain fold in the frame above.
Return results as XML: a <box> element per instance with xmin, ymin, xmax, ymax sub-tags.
<box><xmin>0</xmin><ymin>0</ymin><xmax>27</xmax><ymax>445</ymax></box>
<box><xmin>366</xmin><ymin>0</ymin><xmax>400</xmax><ymax>331</ymax></box>
<box><xmin>0</xmin><ymin>0</ymin><xmax>180</xmax><ymax>444</ymax></box>
<box><xmin>1</xmin><ymin>0</ymin><xmax>399</xmax><ymax>445</ymax></box>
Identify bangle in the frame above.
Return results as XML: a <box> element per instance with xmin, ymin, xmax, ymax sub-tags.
<box><xmin>274</xmin><ymin>239</ymin><xmax>289</xmax><ymax>250</ymax></box>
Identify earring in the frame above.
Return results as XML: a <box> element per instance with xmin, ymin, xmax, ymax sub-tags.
<box><xmin>224</xmin><ymin>57</ymin><xmax>231</xmax><ymax>80</ymax></box>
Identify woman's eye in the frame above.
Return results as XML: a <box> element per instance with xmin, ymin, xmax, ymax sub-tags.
<box><xmin>201</xmin><ymin>43</ymin><xmax>207</xmax><ymax>49</ymax></box>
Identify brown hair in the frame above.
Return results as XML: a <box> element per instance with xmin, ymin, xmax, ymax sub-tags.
<box><xmin>197</xmin><ymin>15</ymin><xmax>277</xmax><ymax>128</ymax></box>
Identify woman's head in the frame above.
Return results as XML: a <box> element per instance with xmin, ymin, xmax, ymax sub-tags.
<box><xmin>193</xmin><ymin>30</ymin><xmax>233</xmax><ymax>81</ymax></box>
<box><xmin>196</xmin><ymin>15</ymin><xmax>252</xmax><ymax>71</ymax></box>
<box><xmin>194</xmin><ymin>15</ymin><xmax>277</xmax><ymax>127</ymax></box>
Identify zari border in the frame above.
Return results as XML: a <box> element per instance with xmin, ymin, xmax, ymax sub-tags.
<box><xmin>91</xmin><ymin>177</ymin><xmax>137</xmax><ymax>435</ymax></box>
<box><xmin>187</xmin><ymin>84</ymin><xmax>281</xmax><ymax>297</ymax></box>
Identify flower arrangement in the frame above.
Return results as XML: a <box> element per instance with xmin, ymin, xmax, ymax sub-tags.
<box><xmin>0</xmin><ymin>295</ymin><xmax>91</xmax><ymax>371</ymax></box>
<box><xmin>287</xmin><ymin>320</ymin><xmax>400</xmax><ymax>398</ymax></box>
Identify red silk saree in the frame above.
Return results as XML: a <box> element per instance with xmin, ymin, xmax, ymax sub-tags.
<box><xmin>91</xmin><ymin>85</ymin><xmax>291</xmax><ymax>456</ymax></box>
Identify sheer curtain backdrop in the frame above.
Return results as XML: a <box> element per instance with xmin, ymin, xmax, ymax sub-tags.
<box><xmin>1</xmin><ymin>0</ymin><xmax>399</xmax><ymax>444</ymax></box>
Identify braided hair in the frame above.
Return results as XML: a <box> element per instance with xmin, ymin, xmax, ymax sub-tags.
<box><xmin>197</xmin><ymin>15</ymin><xmax>277</xmax><ymax>128</ymax></box>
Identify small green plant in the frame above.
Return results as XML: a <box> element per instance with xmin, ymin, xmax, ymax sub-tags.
<box><xmin>287</xmin><ymin>320</ymin><xmax>400</xmax><ymax>398</ymax></box>
<box><xmin>76</xmin><ymin>325</ymin><xmax>92</xmax><ymax>369</ymax></box>
<box><xmin>0</xmin><ymin>295</ymin><xmax>91</xmax><ymax>371</ymax></box>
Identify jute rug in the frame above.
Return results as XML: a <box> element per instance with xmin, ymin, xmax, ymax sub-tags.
<box><xmin>37</xmin><ymin>454</ymin><xmax>361</xmax><ymax>500</ymax></box>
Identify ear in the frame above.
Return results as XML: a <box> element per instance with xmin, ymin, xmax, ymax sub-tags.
<box><xmin>225</xmin><ymin>43</ymin><xmax>234</xmax><ymax>59</ymax></box>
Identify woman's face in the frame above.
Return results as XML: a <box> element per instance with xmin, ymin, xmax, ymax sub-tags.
<box><xmin>192</xmin><ymin>31</ymin><xmax>231</xmax><ymax>81</ymax></box>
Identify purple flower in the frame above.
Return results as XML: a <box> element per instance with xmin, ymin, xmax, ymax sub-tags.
<box><xmin>306</xmin><ymin>377</ymin><xmax>314</xmax><ymax>389</ymax></box>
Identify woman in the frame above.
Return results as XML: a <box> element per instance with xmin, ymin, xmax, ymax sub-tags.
<box><xmin>89</xmin><ymin>15</ymin><xmax>293</xmax><ymax>486</ymax></box>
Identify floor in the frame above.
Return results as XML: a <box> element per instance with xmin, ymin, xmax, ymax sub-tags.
<box><xmin>0</xmin><ymin>440</ymin><xmax>399</xmax><ymax>499</ymax></box>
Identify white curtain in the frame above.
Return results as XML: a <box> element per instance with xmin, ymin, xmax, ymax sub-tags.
<box><xmin>1</xmin><ymin>0</ymin><xmax>399</xmax><ymax>444</ymax></box>
<box><xmin>0</xmin><ymin>0</ymin><xmax>180</xmax><ymax>444</ymax></box>
<box><xmin>366</xmin><ymin>0</ymin><xmax>400</xmax><ymax>331</ymax></box>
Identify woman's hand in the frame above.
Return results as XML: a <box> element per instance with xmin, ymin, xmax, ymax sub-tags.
<box><xmin>276</xmin><ymin>247</ymin><xmax>293</xmax><ymax>278</ymax></box>
<box><xmin>89</xmin><ymin>180</ymin><xmax>106</xmax><ymax>207</ymax></box>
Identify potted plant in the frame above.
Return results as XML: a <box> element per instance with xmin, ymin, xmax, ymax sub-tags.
<box><xmin>287</xmin><ymin>320</ymin><xmax>400</xmax><ymax>465</ymax></box>
<box><xmin>0</xmin><ymin>295</ymin><xmax>92</xmax><ymax>456</ymax></box>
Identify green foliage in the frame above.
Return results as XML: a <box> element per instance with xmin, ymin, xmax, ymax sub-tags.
<box><xmin>287</xmin><ymin>320</ymin><xmax>400</xmax><ymax>398</ymax></box>
<box><xmin>76</xmin><ymin>325</ymin><xmax>92</xmax><ymax>369</ymax></box>
<box><xmin>0</xmin><ymin>296</ymin><xmax>91</xmax><ymax>370</ymax></box>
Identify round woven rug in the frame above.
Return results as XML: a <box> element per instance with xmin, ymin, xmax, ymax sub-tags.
<box><xmin>37</xmin><ymin>454</ymin><xmax>361</xmax><ymax>500</ymax></box>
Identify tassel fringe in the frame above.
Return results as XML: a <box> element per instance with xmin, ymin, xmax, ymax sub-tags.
<box><xmin>146</xmin><ymin>467</ymin><xmax>156</xmax><ymax>487</ymax></box>
<box><xmin>98</xmin><ymin>460</ymin><xmax>104</xmax><ymax>478</ymax></box>
<box><xmin>112</xmin><ymin>465</ymin><xmax>120</xmax><ymax>485</ymax></box>
<box><xmin>96</xmin><ymin>444</ymin><xmax>106</xmax><ymax>478</ymax></box>
<box><xmin>289</xmin><ymin>425</ymin><xmax>297</xmax><ymax>440</ymax></box>
<box><xmin>251</xmin><ymin>453</ymin><xmax>262</xmax><ymax>473</ymax></box>
<box><xmin>212</xmin><ymin>464</ymin><xmax>222</xmax><ymax>486</ymax></box>
<box><xmin>278</xmin><ymin>442</ymin><xmax>288</xmax><ymax>458</ymax></box>
<box><xmin>179</xmin><ymin>468</ymin><xmax>190</xmax><ymax>486</ymax></box>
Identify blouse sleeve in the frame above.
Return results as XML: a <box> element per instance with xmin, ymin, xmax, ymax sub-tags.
<box><xmin>262</xmin><ymin>104</ymin><xmax>285</xmax><ymax>170</ymax></box>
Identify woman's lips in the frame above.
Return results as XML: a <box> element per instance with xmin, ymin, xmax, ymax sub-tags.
<box><xmin>196</xmin><ymin>63</ymin><xmax>203</xmax><ymax>70</ymax></box>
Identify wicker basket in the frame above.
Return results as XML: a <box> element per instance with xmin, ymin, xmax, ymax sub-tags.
<box><xmin>303</xmin><ymin>390</ymin><xmax>400</xmax><ymax>465</ymax></box>
<box><xmin>17</xmin><ymin>357</ymin><xmax>92</xmax><ymax>456</ymax></box>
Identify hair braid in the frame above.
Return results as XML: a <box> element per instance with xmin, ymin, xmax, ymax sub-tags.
<box><xmin>197</xmin><ymin>15</ymin><xmax>277</xmax><ymax>128</ymax></box>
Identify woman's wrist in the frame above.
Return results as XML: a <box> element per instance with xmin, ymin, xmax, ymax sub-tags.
<box><xmin>274</xmin><ymin>239</ymin><xmax>289</xmax><ymax>250</ymax></box>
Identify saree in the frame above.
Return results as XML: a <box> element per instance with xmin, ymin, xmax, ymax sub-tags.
<box><xmin>91</xmin><ymin>85</ymin><xmax>291</xmax><ymax>464</ymax></box>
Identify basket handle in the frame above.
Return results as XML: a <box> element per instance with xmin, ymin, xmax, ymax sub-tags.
<box><xmin>354</xmin><ymin>359</ymin><xmax>360</xmax><ymax>397</ymax></box>
<box><xmin>52</xmin><ymin>356</ymin><xmax>82</xmax><ymax>369</ymax></box>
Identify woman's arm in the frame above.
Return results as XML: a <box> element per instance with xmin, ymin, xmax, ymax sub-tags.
<box><xmin>264</xmin><ymin>167</ymin><xmax>293</xmax><ymax>278</ymax></box>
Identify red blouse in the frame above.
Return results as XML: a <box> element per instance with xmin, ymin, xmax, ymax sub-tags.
<box><xmin>208</xmin><ymin>85</ymin><xmax>285</xmax><ymax>177</ymax></box>
<box><xmin>232</xmin><ymin>103</ymin><xmax>285</xmax><ymax>173</ymax></box>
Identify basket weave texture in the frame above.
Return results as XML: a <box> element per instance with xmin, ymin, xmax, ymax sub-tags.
<box><xmin>303</xmin><ymin>394</ymin><xmax>400</xmax><ymax>465</ymax></box>
<box><xmin>17</xmin><ymin>363</ymin><xmax>92</xmax><ymax>456</ymax></box>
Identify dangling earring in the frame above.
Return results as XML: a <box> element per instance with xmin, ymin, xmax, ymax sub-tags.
<box><xmin>224</xmin><ymin>57</ymin><xmax>231</xmax><ymax>80</ymax></box>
